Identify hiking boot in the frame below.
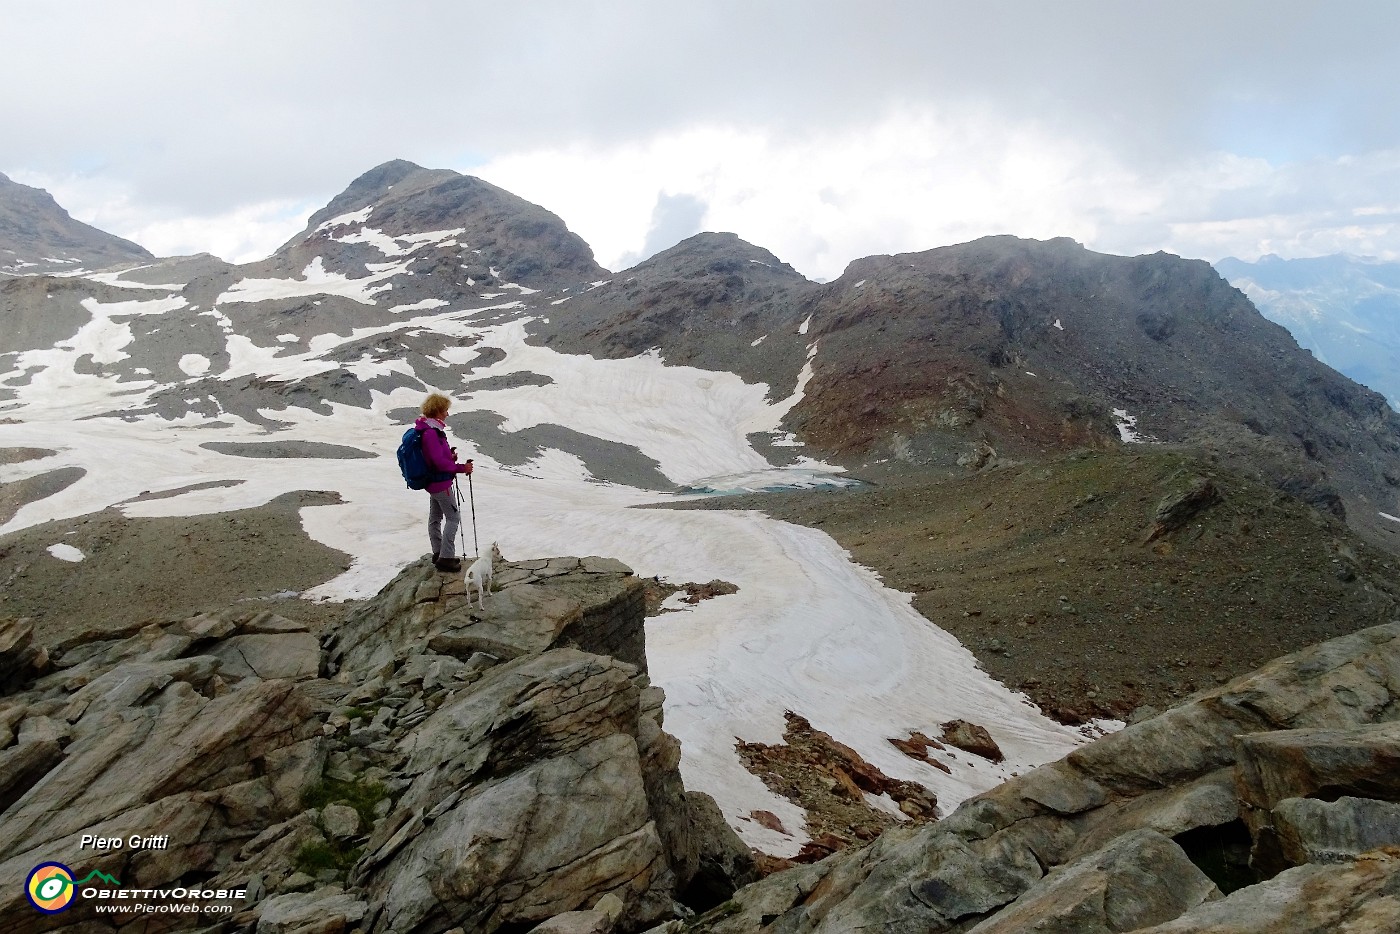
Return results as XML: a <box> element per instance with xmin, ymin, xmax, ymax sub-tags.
<box><xmin>434</xmin><ymin>557</ymin><xmax>462</xmax><ymax>573</ymax></box>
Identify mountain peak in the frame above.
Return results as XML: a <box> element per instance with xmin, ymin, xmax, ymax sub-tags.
<box><xmin>0</xmin><ymin>172</ymin><xmax>153</xmax><ymax>274</ymax></box>
<box><xmin>636</xmin><ymin>231</ymin><xmax>806</xmax><ymax>280</ymax></box>
<box><xmin>271</xmin><ymin>161</ymin><xmax>608</xmax><ymax>288</ymax></box>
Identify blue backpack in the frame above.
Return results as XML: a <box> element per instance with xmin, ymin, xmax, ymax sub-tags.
<box><xmin>397</xmin><ymin>426</ymin><xmax>454</xmax><ymax>490</ymax></box>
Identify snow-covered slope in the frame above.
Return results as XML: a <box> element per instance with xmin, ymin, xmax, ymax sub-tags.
<box><xmin>0</xmin><ymin>162</ymin><xmax>1097</xmax><ymax>855</ymax></box>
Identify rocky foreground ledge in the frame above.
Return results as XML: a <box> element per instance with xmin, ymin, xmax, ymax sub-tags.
<box><xmin>4</xmin><ymin>557</ymin><xmax>1400</xmax><ymax>934</ymax></box>
<box><xmin>0</xmin><ymin>553</ymin><xmax>755</xmax><ymax>933</ymax></box>
<box><xmin>664</xmin><ymin>620</ymin><xmax>1400</xmax><ymax>933</ymax></box>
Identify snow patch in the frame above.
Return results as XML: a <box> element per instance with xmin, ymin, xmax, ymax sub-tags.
<box><xmin>314</xmin><ymin>207</ymin><xmax>372</xmax><ymax>233</ymax></box>
<box><xmin>798</xmin><ymin>314</ymin><xmax>812</xmax><ymax>335</ymax></box>
<box><xmin>1381</xmin><ymin>512</ymin><xmax>1400</xmax><ymax>524</ymax></box>
<box><xmin>1112</xmin><ymin>408</ymin><xmax>1147</xmax><ymax>443</ymax></box>
<box><xmin>47</xmin><ymin>543</ymin><xmax>85</xmax><ymax>562</ymax></box>
<box><xmin>178</xmin><ymin>354</ymin><xmax>211</xmax><ymax>377</ymax></box>
<box><xmin>1053</xmin><ymin>318</ymin><xmax>1064</xmax><ymax>330</ymax></box>
<box><xmin>84</xmin><ymin>270</ymin><xmax>186</xmax><ymax>291</ymax></box>
<box><xmin>854</xmin><ymin>279</ymin><xmax>867</xmax><ymax>288</ymax></box>
<box><xmin>389</xmin><ymin>298</ymin><xmax>448</xmax><ymax>314</ymax></box>
<box><xmin>219</xmin><ymin>257</ymin><xmax>405</xmax><ymax>306</ymax></box>
<box><xmin>750</xmin><ymin>335</ymin><xmax>767</xmax><ymax>347</ymax></box>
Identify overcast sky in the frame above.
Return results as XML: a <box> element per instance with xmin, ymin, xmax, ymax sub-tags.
<box><xmin>6</xmin><ymin>0</ymin><xmax>1399</xmax><ymax>280</ymax></box>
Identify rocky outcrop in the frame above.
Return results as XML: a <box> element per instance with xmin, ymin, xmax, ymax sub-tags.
<box><xmin>676</xmin><ymin>621</ymin><xmax>1400</xmax><ymax>933</ymax></box>
<box><xmin>0</xmin><ymin>553</ymin><xmax>753</xmax><ymax>933</ymax></box>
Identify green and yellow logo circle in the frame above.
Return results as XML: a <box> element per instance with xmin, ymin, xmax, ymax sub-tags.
<box><xmin>26</xmin><ymin>863</ymin><xmax>75</xmax><ymax>913</ymax></box>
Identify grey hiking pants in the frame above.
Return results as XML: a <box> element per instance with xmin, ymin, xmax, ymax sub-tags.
<box><xmin>427</xmin><ymin>486</ymin><xmax>461</xmax><ymax>560</ymax></box>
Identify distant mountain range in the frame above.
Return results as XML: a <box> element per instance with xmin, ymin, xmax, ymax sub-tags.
<box><xmin>2</xmin><ymin>161</ymin><xmax>1398</xmax><ymax>548</ymax></box>
<box><xmin>1216</xmin><ymin>253</ymin><xmax>1400</xmax><ymax>412</ymax></box>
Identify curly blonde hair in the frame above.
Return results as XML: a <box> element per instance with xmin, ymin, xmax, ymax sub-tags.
<box><xmin>420</xmin><ymin>393</ymin><xmax>452</xmax><ymax>419</ymax></box>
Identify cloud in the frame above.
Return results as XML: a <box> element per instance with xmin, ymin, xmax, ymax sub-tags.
<box><xmin>614</xmin><ymin>192</ymin><xmax>709</xmax><ymax>269</ymax></box>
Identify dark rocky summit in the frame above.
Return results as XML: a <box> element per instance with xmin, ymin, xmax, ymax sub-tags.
<box><xmin>0</xmin><ymin>553</ymin><xmax>754</xmax><ymax>933</ymax></box>
<box><xmin>784</xmin><ymin>237</ymin><xmax>1400</xmax><ymax>548</ymax></box>
<box><xmin>0</xmin><ymin>171</ymin><xmax>153</xmax><ymax>275</ymax></box>
<box><xmin>531</xmin><ymin>231</ymin><xmax>814</xmax><ymax>391</ymax></box>
<box><xmin>267</xmin><ymin>159</ymin><xmax>609</xmax><ymax>291</ymax></box>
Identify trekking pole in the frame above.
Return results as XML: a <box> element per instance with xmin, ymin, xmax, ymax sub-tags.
<box><xmin>453</xmin><ymin>477</ymin><xmax>468</xmax><ymax>559</ymax></box>
<box><xmin>467</xmin><ymin>469</ymin><xmax>480</xmax><ymax>556</ymax></box>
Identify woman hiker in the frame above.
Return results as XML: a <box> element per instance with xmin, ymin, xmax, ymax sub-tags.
<box><xmin>416</xmin><ymin>393</ymin><xmax>474</xmax><ymax>572</ymax></box>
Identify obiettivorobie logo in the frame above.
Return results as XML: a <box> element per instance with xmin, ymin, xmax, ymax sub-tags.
<box><xmin>24</xmin><ymin>861</ymin><xmax>245</xmax><ymax>916</ymax></box>
<box><xmin>25</xmin><ymin>863</ymin><xmax>121</xmax><ymax>914</ymax></box>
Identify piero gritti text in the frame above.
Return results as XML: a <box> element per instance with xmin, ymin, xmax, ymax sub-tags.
<box><xmin>79</xmin><ymin>834</ymin><xmax>170</xmax><ymax>851</ymax></box>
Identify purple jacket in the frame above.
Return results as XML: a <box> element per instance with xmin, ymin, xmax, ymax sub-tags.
<box><xmin>415</xmin><ymin>416</ymin><xmax>469</xmax><ymax>493</ymax></box>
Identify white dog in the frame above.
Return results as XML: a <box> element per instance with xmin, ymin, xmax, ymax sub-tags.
<box><xmin>466</xmin><ymin>542</ymin><xmax>500</xmax><ymax>609</ymax></box>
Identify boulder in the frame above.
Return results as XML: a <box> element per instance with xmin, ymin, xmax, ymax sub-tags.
<box><xmin>321</xmin><ymin>803</ymin><xmax>361</xmax><ymax>840</ymax></box>
<box><xmin>529</xmin><ymin>900</ymin><xmax>618</xmax><ymax>934</ymax></box>
<box><xmin>1127</xmin><ymin>852</ymin><xmax>1400</xmax><ymax>933</ymax></box>
<box><xmin>427</xmin><ymin>585</ymin><xmax>583</xmax><ymax>660</ymax></box>
<box><xmin>0</xmin><ymin>738</ymin><xmax>62</xmax><ymax>813</ymax></box>
<box><xmin>1236</xmin><ymin>721</ymin><xmax>1400</xmax><ymax>873</ymax></box>
<box><xmin>965</xmin><ymin>829</ymin><xmax>1219</xmax><ymax>933</ymax></box>
<box><xmin>681</xmin><ymin>623</ymin><xmax>1400</xmax><ymax>933</ymax></box>
<box><xmin>940</xmin><ymin>719</ymin><xmax>1004</xmax><ymax>763</ymax></box>
<box><xmin>210</xmin><ymin>632</ymin><xmax>322</xmax><ymax>680</ymax></box>
<box><xmin>391</xmin><ymin>649</ymin><xmax>641</xmax><ymax>795</ymax></box>
<box><xmin>1236</xmin><ymin>722</ymin><xmax>1400</xmax><ymax>811</ymax></box>
<box><xmin>0</xmin><ymin>678</ymin><xmax>325</xmax><ymax>918</ymax></box>
<box><xmin>1272</xmin><ymin>796</ymin><xmax>1400</xmax><ymax>867</ymax></box>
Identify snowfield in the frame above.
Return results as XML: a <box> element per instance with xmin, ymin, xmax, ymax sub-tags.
<box><xmin>0</xmin><ymin>257</ymin><xmax>1100</xmax><ymax>855</ymax></box>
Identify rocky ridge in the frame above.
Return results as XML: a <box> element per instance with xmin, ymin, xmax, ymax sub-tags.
<box><xmin>661</xmin><ymin>620</ymin><xmax>1400</xmax><ymax>933</ymax></box>
<box><xmin>1217</xmin><ymin>253</ymin><xmax>1400</xmax><ymax>412</ymax></box>
<box><xmin>0</xmin><ymin>172</ymin><xmax>153</xmax><ymax>276</ymax></box>
<box><xmin>786</xmin><ymin>237</ymin><xmax>1400</xmax><ymax>548</ymax></box>
<box><xmin>0</xmin><ymin>552</ymin><xmax>755</xmax><ymax>933</ymax></box>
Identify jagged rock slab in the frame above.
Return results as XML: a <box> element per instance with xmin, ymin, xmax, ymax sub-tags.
<box><xmin>257</xmin><ymin>885</ymin><xmax>368</xmax><ymax>934</ymax></box>
<box><xmin>362</xmin><ymin>732</ymin><xmax>673</xmax><ymax>934</ymax></box>
<box><xmin>0</xmin><ymin>679</ymin><xmax>325</xmax><ymax>918</ymax></box>
<box><xmin>1128</xmin><ymin>852</ymin><xmax>1400</xmax><ymax>933</ymax></box>
<box><xmin>1271</xmin><ymin>796</ymin><xmax>1400</xmax><ymax>867</ymax></box>
<box><xmin>965</xmin><ymin>829</ymin><xmax>1219</xmax><ymax>933</ymax></box>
